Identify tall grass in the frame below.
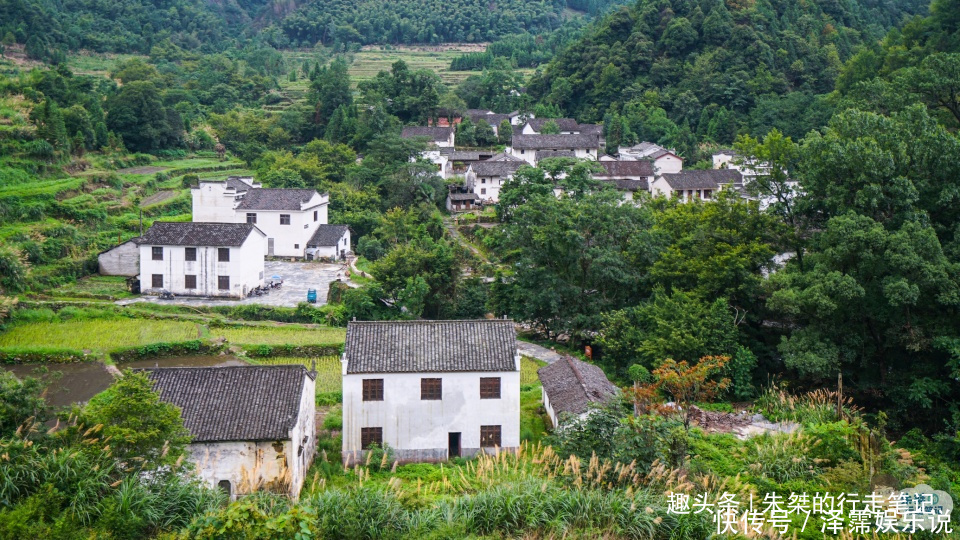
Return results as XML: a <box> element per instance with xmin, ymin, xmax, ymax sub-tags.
<box><xmin>249</xmin><ymin>356</ymin><xmax>342</xmax><ymax>392</ymax></box>
<box><xmin>0</xmin><ymin>319</ymin><xmax>197</xmax><ymax>351</ymax></box>
<box><xmin>520</xmin><ymin>356</ymin><xmax>545</xmax><ymax>385</ymax></box>
<box><xmin>212</xmin><ymin>325</ymin><xmax>345</xmax><ymax>345</ymax></box>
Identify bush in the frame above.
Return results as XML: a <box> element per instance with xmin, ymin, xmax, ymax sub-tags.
<box><xmin>322</xmin><ymin>406</ymin><xmax>343</xmax><ymax>431</ymax></box>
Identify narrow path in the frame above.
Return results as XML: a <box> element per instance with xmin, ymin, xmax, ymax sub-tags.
<box><xmin>517</xmin><ymin>340</ymin><xmax>564</xmax><ymax>364</ymax></box>
<box><xmin>443</xmin><ymin>217</ymin><xmax>489</xmax><ymax>265</ymax></box>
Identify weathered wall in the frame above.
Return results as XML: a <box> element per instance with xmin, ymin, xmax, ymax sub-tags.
<box><xmin>139</xmin><ymin>232</ymin><xmax>265</xmax><ymax>298</ymax></box>
<box><xmin>288</xmin><ymin>373</ymin><xmax>317</xmax><ymax>499</ymax></box>
<box><xmin>188</xmin><ymin>440</ymin><xmax>292</xmax><ymax>499</ymax></box>
<box><xmin>98</xmin><ymin>240</ymin><xmax>140</xmax><ymax>276</ymax></box>
<box><xmin>341</xmin><ymin>359</ymin><xmax>522</xmax><ymax>465</ymax></box>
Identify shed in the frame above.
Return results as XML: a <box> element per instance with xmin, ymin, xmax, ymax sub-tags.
<box><xmin>538</xmin><ymin>355</ymin><xmax>619</xmax><ymax>427</ymax></box>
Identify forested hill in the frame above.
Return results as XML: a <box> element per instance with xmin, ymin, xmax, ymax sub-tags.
<box><xmin>527</xmin><ymin>0</ymin><xmax>929</xmax><ymax>156</ymax></box>
<box><xmin>0</xmin><ymin>0</ymin><xmax>630</xmax><ymax>59</ymax></box>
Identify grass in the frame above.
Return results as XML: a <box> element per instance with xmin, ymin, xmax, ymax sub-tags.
<box><xmin>249</xmin><ymin>356</ymin><xmax>342</xmax><ymax>393</ymax></box>
<box><xmin>50</xmin><ymin>276</ymin><xmax>136</xmax><ymax>300</ymax></box>
<box><xmin>520</xmin><ymin>356</ymin><xmax>545</xmax><ymax>385</ymax></box>
<box><xmin>0</xmin><ymin>319</ymin><xmax>198</xmax><ymax>351</ymax></box>
<box><xmin>211</xmin><ymin>325</ymin><xmax>346</xmax><ymax>345</ymax></box>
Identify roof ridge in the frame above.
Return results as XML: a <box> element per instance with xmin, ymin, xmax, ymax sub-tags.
<box><xmin>565</xmin><ymin>355</ymin><xmax>591</xmax><ymax>399</ymax></box>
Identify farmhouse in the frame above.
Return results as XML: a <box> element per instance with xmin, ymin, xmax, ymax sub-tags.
<box><xmin>510</xmin><ymin>134</ymin><xmax>600</xmax><ymax>165</ymax></box>
<box><xmin>401</xmin><ymin>126</ymin><xmax>455</xmax><ymax>148</ymax></box>
<box><xmin>139</xmin><ymin>222</ymin><xmax>266</xmax><ymax>298</ymax></box>
<box><xmin>618</xmin><ymin>142</ymin><xmax>684</xmax><ymax>175</ymax></box>
<box><xmin>192</xmin><ymin>180</ymin><xmax>335</xmax><ymax>258</ymax></box>
<box><xmin>306</xmin><ymin>224</ymin><xmax>351</xmax><ymax>260</ymax></box>
<box><xmin>465</xmin><ymin>155</ymin><xmax>527</xmax><ymax>203</ymax></box>
<box><xmin>538</xmin><ymin>355</ymin><xmax>619</xmax><ymax>427</ymax></box>
<box><xmin>521</xmin><ymin>118</ymin><xmax>581</xmax><ymax>135</ymax></box>
<box><xmin>97</xmin><ymin>237</ymin><xmax>141</xmax><ymax>277</ymax></box>
<box><xmin>592</xmin><ymin>160</ymin><xmax>654</xmax><ymax>201</ymax></box>
<box><xmin>446</xmin><ymin>190</ymin><xmax>479</xmax><ymax>212</ymax></box>
<box><xmin>143</xmin><ymin>365</ymin><xmax>317</xmax><ymax>500</ymax></box>
<box><xmin>650</xmin><ymin>169</ymin><xmax>743</xmax><ymax>202</ymax></box>
<box><xmin>341</xmin><ymin>320</ymin><xmax>521</xmax><ymax>465</ymax></box>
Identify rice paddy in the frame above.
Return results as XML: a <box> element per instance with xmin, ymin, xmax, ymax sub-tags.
<box><xmin>520</xmin><ymin>356</ymin><xmax>546</xmax><ymax>386</ymax></box>
<box><xmin>249</xmin><ymin>356</ymin><xmax>342</xmax><ymax>392</ymax></box>
<box><xmin>0</xmin><ymin>319</ymin><xmax>198</xmax><ymax>351</ymax></box>
<box><xmin>212</xmin><ymin>325</ymin><xmax>346</xmax><ymax>345</ymax></box>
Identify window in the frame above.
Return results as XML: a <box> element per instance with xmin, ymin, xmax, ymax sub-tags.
<box><xmin>360</xmin><ymin>427</ymin><xmax>383</xmax><ymax>449</ymax></box>
<box><xmin>294</xmin><ymin>244</ymin><xmax>299</xmax><ymax>249</ymax></box>
<box><xmin>362</xmin><ymin>379</ymin><xmax>384</xmax><ymax>401</ymax></box>
<box><xmin>280</xmin><ymin>214</ymin><xmax>291</xmax><ymax>225</ymax></box>
<box><xmin>421</xmin><ymin>378</ymin><xmax>442</xmax><ymax>400</ymax></box>
<box><xmin>480</xmin><ymin>425</ymin><xmax>501</xmax><ymax>447</ymax></box>
<box><xmin>480</xmin><ymin>377</ymin><xmax>501</xmax><ymax>399</ymax></box>
<box><xmin>703</xmin><ymin>189</ymin><xmax>712</xmax><ymax>199</ymax></box>
<box><xmin>184</xmin><ymin>275</ymin><xmax>197</xmax><ymax>289</ymax></box>
<box><xmin>481</xmin><ymin>178</ymin><xmax>486</xmax><ymax>184</ymax></box>
<box><xmin>246</xmin><ymin>213</ymin><xmax>257</xmax><ymax>224</ymax></box>
<box><xmin>218</xmin><ymin>276</ymin><xmax>230</xmax><ymax>290</ymax></box>
<box><xmin>184</xmin><ymin>247</ymin><xmax>197</xmax><ymax>261</ymax></box>
<box><xmin>481</xmin><ymin>188</ymin><xmax>487</xmax><ymax>195</ymax></box>
<box><xmin>151</xmin><ymin>274</ymin><xmax>163</xmax><ymax>288</ymax></box>
<box><xmin>218</xmin><ymin>248</ymin><xmax>230</xmax><ymax>262</ymax></box>
<box><xmin>152</xmin><ymin>246</ymin><xmax>163</xmax><ymax>260</ymax></box>
<box><xmin>313</xmin><ymin>210</ymin><xmax>318</xmax><ymax>222</ymax></box>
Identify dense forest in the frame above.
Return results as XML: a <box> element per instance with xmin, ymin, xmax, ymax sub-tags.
<box><xmin>527</xmin><ymin>0</ymin><xmax>929</xmax><ymax>158</ymax></box>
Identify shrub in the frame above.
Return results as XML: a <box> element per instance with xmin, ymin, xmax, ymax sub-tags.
<box><xmin>322</xmin><ymin>406</ymin><xmax>343</xmax><ymax>431</ymax></box>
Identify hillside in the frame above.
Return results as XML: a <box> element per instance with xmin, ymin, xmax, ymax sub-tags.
<box><xmin>527</xmin><ymin>0</ymin><xmax>929</xmax><ymax>156</ymax></box>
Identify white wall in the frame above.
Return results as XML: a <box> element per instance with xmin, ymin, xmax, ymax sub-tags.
<box><xmin>653</xmin><ymin>155</ymin><xmax>683</xmax><ymax>175</ymax></box>
<box><xmin>139</xmin><ymin>232</ymin><xmax>265</xmax><ymax>298</ymax></box>
<box><xmin>342</xmin><ymin>363</ymin><xmax>521</xmax><ymax>465</ymax></box>
<box><xmin>311</xmin><ymin>229</ymin><xmax>351</xmax><ymax>259</ymax></box>
<box><xmin>98</xmin><ymin>240</ymin><xmax>140</xmax><ymax>277</ymax></box>
<box><xmin>473</xmin><ymin>176</ymin><xmax>509</xmax><ymax>203</ymax></box>
<box><xmin>289</xmin><ymin>374</ymin><xmax>317</xmax><ymax>499</ymax></box>
<box><xmin>192</xmin><ymin>183</ymin><xmax>244</xmax><ymax>223</ymax></box>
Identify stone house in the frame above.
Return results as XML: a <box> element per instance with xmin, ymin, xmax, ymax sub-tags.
<box><xmin>138</xmin><ymin>222</ymin><xmax>266</xmax><ymax>298</ymax></box>
<box><xmin>538</xmin><ymin>355</ymin><xmax>619</xmax><ymax>427</ymax></box>
<box><xmin>143</xmin><ymin>365</ymin><xmax>317</xmax><ymax>500</ymax></box>
<box><xmin>341</xmin><ymin>320</ymin><xmax>521</xmax><ymax>465</ymax></box>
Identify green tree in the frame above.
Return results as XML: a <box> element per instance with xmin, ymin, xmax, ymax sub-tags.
<box><xmin>539</xmin><ymin>120</ymin><xmax>560</xmax><ymax>134</ymax></box>
<box><xmin>497</xmin><ymin>118</ymin><xmax>513</xmax><ymax>145</ymax></box>
<box><xmin>106</xmin><ymin>81</ymin><xmax>182</xmax><ymax>152</ymax></box>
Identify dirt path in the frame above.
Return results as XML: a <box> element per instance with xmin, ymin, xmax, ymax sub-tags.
<box><xmin>517</xmin><ymin>340</ymin><xmax>564</xmax><ymax>364</ymax></box>
<box><xmin>140</xmin><ymin>190</ymin><xmax>177</xmax><ymax>207</ymax></box>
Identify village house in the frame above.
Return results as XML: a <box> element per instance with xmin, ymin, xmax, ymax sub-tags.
<box><xmin>306</xmin><ymin>224</ymin><xmax>351</xmax><ymax>260</ymax></box>
<box><xmin>144</xmin><ymin>365</ymin><xmax>317</xmax><ymax>500</ymax></box>
<box><xmin>341</xmin><ymin>320</ymin><xmax>521</xmax><ymax>465</ymax></box>
<box><xmin>401</xmin><ymin>126</ymin><xmax>455</xmax><ymax>148</ymax></box>
<box><xmin>510</xmin><ymin>134</ymin><xmax>600</xmax><ymax>165</ymax></box>
<box><xmin>446</xmin><ymin>189</ymin><xmax>479</xmax><ymax>212</ymax></box>
<box><xmin>650</xmin><ymin>169</ymin><xmax>743</xmax><ymax>202</ymax></box>
<box><xmin>592</xmin><ymin>160</ymin><xmax>655</xmax><ymax>201</ymax></box>
<box><xmin>138</xmin><ymin>222</ymin><xmax>266</xmax><ymax>298</ymax></box>
<box><xmin>192</xmin><ymin>180</ymin><xmax>332</xmax><ymax>258</ymax></box>
<box><xmin>521</xmin><ymin>118</ymin><xmax>581</xmax><ymax>135</ymax></box>
<box><xmin>465</xmin><ymin>153</ymin><xmax>527</xmax><ymax>203</ymax></box>
<box><xmin>618</xmin><ymin>142</ymin><xmax>684</xmax><ymax>175</ymax></box>
<box><xmin>97</xmin><ymin>237</ymin><xmax>141</xmax><ymax>277</ymax></box>
<box><xmin>538</xmin><ymin>355</ymin><xmax>619</xmax><ymax>427</ymax></box>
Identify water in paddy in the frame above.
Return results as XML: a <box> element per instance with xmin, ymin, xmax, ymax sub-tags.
<box><xmin>3</xmin><ymin>355</ymin><xmax>246</xmax><ymax>407</ymax></box>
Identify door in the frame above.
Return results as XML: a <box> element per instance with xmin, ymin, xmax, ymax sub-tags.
<box><xmin>448</xmin><ymin>432</ymin><xmax>461</xmax><ymax>459</ymax></box>
<box><xmin>267</xmin><ymin>238</ymin><xmax>275</xmax><ymax>256</ymax></box>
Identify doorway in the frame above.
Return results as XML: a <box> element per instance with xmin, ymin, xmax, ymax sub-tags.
<box><xmin>268</xmin><ymin>238</ymin><xmax>275</xmax><ymax>256</ymax></box>
<box><xmin>448</xmin><ymin>432</ymin><xmax>461</xmax><ymax>459</ymax></box>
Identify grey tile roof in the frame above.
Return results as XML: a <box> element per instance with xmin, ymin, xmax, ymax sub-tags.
<box><xmin>467</xmin><ymin>111</ymin><xmax>511</xmax><ymax>126</ymax></box>
<box><xmin>488</xmin><ymin>153</ymin><xmax>526</xmax><ymax>162</ymax></box>
<box><xmin>595</xmin><ymin>161</ymin><xmax>654</xmax><ymax>177</ymax></box>
<box><xmin>142</xmin><ymin>366</ymin><xmax>311</xmax><ymax>443</ymax></box>
<box><xmin>578</xmin><ymin>123</ymin><xmax>603</xmax><ymax>136</ymax></box>
<box><xmin>225</xmin><ymin>176</ymin><xmax>256</xmax><ymax>192</ymax></box>
<box><xmin>662</xmin><ymin>169</ymin><xmax>742</xmax><ymax>190</ymax></box>
<box><xmin>603</xmin><ymin>178</ymin><xmax>649</xmax><ymax>192</ymax></box>
<box><xmin>448</xmin><ymin>192</ymin><xmax>478</xmax><ymax>201</ymax></box>
<box><xmin>401</xmin><ymin>126</ymin><xmax>454</xmax><ymax>142</ymax></box>
<box><xmin>471</xmin><ymin>160</ymin><xmax>525</xmax><ymax>177</ymax></box>
<box><xmin>525</xmin><ymin>118</ymin><xmax>579</xmax><ymax>132</ymax></box>
<box><xmin>512</xmin><ymin>134</ymin><xmax>599</xmax><ymax>150</ymax></box>
<box><xmin>307</xmin><ymin>224</ymin><xmax>349</xmax><ymax>247</ymax></box>
<box><xmin>345</xmin><ymin>320</ymin><xmax>518</xmax><ymax>374</ymax></box>
<box><xmin>650</xmin><ymin>149</ymin><xmax>682</xmax><ymax>160</ymax></box>
<box><xmin>538</xmin><ymin>356</ymin><xmax>619</xmax><ymax>418</ymax></box>
<box><xmin>235</xmin><ymin>189</ymin><xmax>320</xmax><ymax>211</ymax></box>
<box><xmin>140</xmin><ymin>222</ymin><xmax>260</xmax><ymax>247</ymax></box>
<box><xmin>536</xmin><ymin>150</ymin><xmax>576</xmax><ymax>161</ymax></box>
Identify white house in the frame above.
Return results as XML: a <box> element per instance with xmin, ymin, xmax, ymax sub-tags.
<box><xmin>401</xmin><ymin>126</ymin><xmax>455</xmax><ymax>148</ymax></box>
<box><xmin>521</xmin><ymin>118</ymin><xmax>580</xmax><ymax>135</ymax></box>
<box><xmin>192</xmin><ymin>181</ymin><xmax>330</xmax><ymax>258</ymax></box>
<box><xmin>537</xmin><ymin>355</ymin><xmax>619</xmax><ymax>428</ymax></box>
<box><xmin>650</xmin><ymin>169</ymin><xmax>742</xmax><ymax>202</ymax></box>
<box><xmin>592</xmin><ymin>161</ymin><xmax>654</xmax><ymax>201</ymax></box>
<box><xmin>465</xmin><ymin>154</ymin><xmax>527</xmax><ymax>203</ymax></box>
<box><xmin>510</xmin><ymin>134</ymin><xmax>600</xmax><ymax>165</ymax></box>
<box><xmin>341</xmin><ymin>320</ymin><xmax>521</xmax><ymax>465</ymax></box>
<box><xmin>138</xmin><ymin>222</ymin><xmax>266</xmax><ymax>298</ymax></box>
<box><xmin>306</xmin><ymin>224</ymin><xmax>351</xmax><ymax>260</ymax></box>
<box><xmin>649</xmin><ymin>149</ymin><xmax>684</xmax><ymax>175</ymax></box>
<box><xmin>144</xmin><ymin>365</ymin><xmax>317</xmax><ymax>500</ymax></box>
<box><xmin>98</xmin><ymin>238</ymin><xmax>141</xmax><ymax>277</ymax></box>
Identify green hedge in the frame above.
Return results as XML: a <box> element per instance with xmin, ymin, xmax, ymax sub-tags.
<box><xmin>0</xmin><ymin>347</ymin><xmax>91</xmax><ymax>364</ymax></box>
<box><xmin>111</xmin><ymin>340</ymin><xmax>221</xmax><ymax>363</ymax></box>
<box><xmin>241</xmin><ymin>343</ymin><xmax>343</xmax><ymax>358</ymax></box>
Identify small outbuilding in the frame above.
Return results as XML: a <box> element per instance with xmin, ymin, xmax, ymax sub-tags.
<box><xmin>98</xmin><ymin>238</ymin><xmax>141</xmax><ymax>277</ymax></box>
<box><xmin>306</xmin><ymin>224</ymin><xmax>351</xmax><ymax>260</ymax></box>
<box><xmin>143</xmin><ymin>365</ymin><xmax>317</xmax><ymax>500</ymax></box>
<box><xmin>538</xmin><ymin>355</ymin><xmax>619</xmax><ymax>427</ymax></box>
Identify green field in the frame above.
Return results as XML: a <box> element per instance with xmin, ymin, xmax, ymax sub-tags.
<box><xmin>250</xmin><ymin>356</ymin><xmax>342</xmax><ymax>392</ymax></box>
<box><xmin>0</xmin><ymin>319</ymin><xmax>198</xmax><ymax>351</ymax></box>
<box><xmin>213</xmin><ymin>325</ymin><xmax>346</xmax><ymax>345</ymax></box>
<box><xmin>520</xmin><ymin>356</ymin><xmax>545</xmax><ymax>386</ymax></box>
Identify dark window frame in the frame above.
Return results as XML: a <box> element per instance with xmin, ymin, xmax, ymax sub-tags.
<box><xmin>184</xmin><ymin>274</ymin><xmax>197</xmax><ymax>289</ymax></box>
<box><xmin>362</xmin><ymin>379</ymin><xmax>384</xmax><ymax>401</ymax></box>
<box><xmin>280</xmin><ymin>214</ymin><xmax>291</xmax><ymax>225</ymax></box>
<box><xmin>480</xmin><ymin>425</ymin><xmax>501</xmax><ymax>447</ymax></box>
<box><xmin>218</xmin><ymin>276</ymin><xmax>230</xmax><ymax>290</ymax></box>
<box><xmin>480</xmin><ymin>377</ymin><xmax>501</xmax><ymax>399</ymax></box>
<box><xmin>151</xmin><ymin>274</ymin><xmax>163</xmax><ymax>288</ymax></box>
<box><xmin>218</xmin><ymin>248</ymin><xmax>230</xmax><ymax>262</ymax></box>
<box><xmin>360</xmin><ymin>427</ymin><xmax>383</xmax><ymax>449</ymax></box>
<box><xmin>246</xmin><ymin>212</ymin><xmax>257</xmax><ymax>224</ymax></box>
<box><xmin>184</xmin><ymin>247</ymin><xmax>197</xmax><ymax>261</ymax></box>
<box><xmin>151</xmin><ymin>246</ymin><xmax>163</xmax><ymax>261</ymax></box>
<box><xmin>313</xmin><ymin>210</ymin><xmax>318</xmax><ymax>222</ymax></box>
<box><xmin>421</xmin><ymin>378</ymin><xmax>442</xmax><ymax>400</ymax></box>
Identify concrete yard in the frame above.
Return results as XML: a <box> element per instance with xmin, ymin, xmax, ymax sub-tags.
<box><xmin>119</xmin><ymin>261</ymin><xmax>355</xmax><ymax>308</ymax></box>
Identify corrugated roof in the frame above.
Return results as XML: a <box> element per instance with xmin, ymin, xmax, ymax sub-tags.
<box><xmin>401</xmin><ymin>126</ymin><xmax>454</xmax><ymax>142</ymax></box>
<box><xmin>307</xmin><ymin>224</ymin><xmax>349</xmax><ymax>247</ymax></box>
<box><xmin>142</xmin><ymin>366</ymin><xmax>311</xmax><ymax>442</ymax></box>
<box><xmin>512</xmin><ymin>134</ymin><xmax>599</xmax><ymax>150</ymax></box>
<box><xmin>235</xmin><ymin>189</ymin><xmax>320</xmax><ymax>211</ymax></box>
<box><xmin>662</xmin><ymin>169</ymin><xmax>742</xmax><ymax>189</ymax></box>
<box><xmin>140</xmin><ymin>222</ymin><xmax>260</xmax><ymax>247</ymax></box>
<box><xmin>538</xmin><ymin>356</ymin><xmax>619</xmax><ymax>418</ymax></box>
<box><xmin>345</xmin><ymin>320</ymin><xmax>518</xmax><ymax>374</ymax></box>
